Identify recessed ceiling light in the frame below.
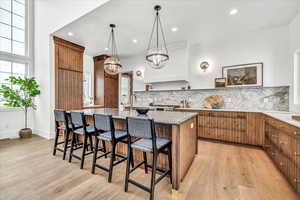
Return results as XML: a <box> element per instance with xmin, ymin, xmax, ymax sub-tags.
<box><xmin>104</xmin><ymin>47</ymin><xmax>109</xmax><ymax>51</ymax></box>
<box><xmin>171</xmin><ymin>27</ymin><xmax>178</xmax><ymax>32</ymax></box>
<box><xmin>132</xmin><ymin>39</ymin><xmax>138</xmax><ymax>43</ymax></box>
<box><xmin>229</xmin><ymin>8</ymin><xmax>238</xmax><ymax>15</ymax></box>
<box><xmin>67</xmin><ymin>32</ymin><xmax>74</xmax><ymax>36</ymax></box>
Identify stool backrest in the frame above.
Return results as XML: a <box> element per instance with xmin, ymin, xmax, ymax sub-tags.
<box><xmin>94</xmin><ymin>114</ymin><xmax>113</xmax><ymax>132</ymax></box>
<box><xmin>54</xmin><ymin>109</ymin><xmax>67</xmax><ymax>123</ymax></box>
<box><xmin>70</xmin><ymin>111</ymin><xmax>85</xmax><ymax>127</ymax></box>
<box><xmin>126</xmin><ymin>117</ymin><xmax>155</xmax><ymax>139</ymax></box>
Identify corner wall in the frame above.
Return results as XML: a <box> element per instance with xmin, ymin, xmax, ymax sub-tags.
<box><xmin>290</xmin><ymin>12</ymin><xmax>300</xmax><ymax>112</ymax></box>
<box><xmin>34</xmin><ymin>0</ymin><xmax>109</xmax><ymax>139</ymax></box>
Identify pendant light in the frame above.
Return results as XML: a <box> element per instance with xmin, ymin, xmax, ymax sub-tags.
<box><xmin>146</xmin><ymin>5</ymin><xmax>169</xmax><ymax>69</ymax></box>
<box><xmin>104</xmin><ymin>24</ymin><xmax>122</xmax><ymax>75</ymax></box>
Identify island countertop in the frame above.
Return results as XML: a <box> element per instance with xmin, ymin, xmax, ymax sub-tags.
<box><xmin>72</xmin><ymin>108</ymin><xmax>198</xmax><ymax>125</ymax></box>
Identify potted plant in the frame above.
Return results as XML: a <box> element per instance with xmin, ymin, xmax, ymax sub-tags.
<box><xmin>0</xmin><ymin>76</ymin><xmax>41</xmax><ymax>138</ymax></box>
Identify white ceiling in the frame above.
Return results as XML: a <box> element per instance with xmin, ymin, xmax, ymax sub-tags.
<box><xmin>53</xmin><ymin>0</ymin><xmax>300</xmax><ymax>58</ymax></box>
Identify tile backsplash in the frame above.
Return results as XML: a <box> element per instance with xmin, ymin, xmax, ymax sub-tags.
<box><xmin>134</xmin><ymin>86</ymin><xmax>289</xmax><ymax>111</ymax></box>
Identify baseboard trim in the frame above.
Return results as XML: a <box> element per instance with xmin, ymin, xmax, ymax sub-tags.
<box><xmin>32</xmin><ymin>129</ymin><xmax>51</xmax><ymax>139</ymax></box>
<box><xmin>0</xmin><ymin>129</ymin><xmax>19</xmax><ymax>139</ymax></box>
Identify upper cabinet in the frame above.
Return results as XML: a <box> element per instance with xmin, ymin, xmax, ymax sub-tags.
<box><xmin>144</xmin><ymin>41</ymin><xmax>189</xmax><ymax>83</ymax></box>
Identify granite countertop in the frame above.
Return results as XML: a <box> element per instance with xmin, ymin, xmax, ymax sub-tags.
<box><xmin>175</xmin><ymin>107</ymin><xmax>300</xmax><ymax>129</ymax></box>
<box><xmin>73</xmin><ymin>108</ymin><xmax>198</xmax><ymax>125</ymax></box>
<box><xmin>175</xmin><ymin>107</ymin><xmax>260</xmax><ymax>113</ymax></box>
<box><xmin>263</xmin><ymin>111</ymin><xmax>300</xmax><ymax>129</ymax></box>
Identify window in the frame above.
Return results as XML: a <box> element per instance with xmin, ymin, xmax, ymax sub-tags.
<box><xmin>0</xmin><ymin>60</ymin><xmax>27</xmax><ymax>105</ymax></box>
<box><xmin>0</xmin><ymin>0</ymin><xmax>26</xmax><ymax>56</ymax></box>
<box><xmin>0</xmin><ymin>0</ymin><xmax>31</xmax><ymax>108</ymax></box>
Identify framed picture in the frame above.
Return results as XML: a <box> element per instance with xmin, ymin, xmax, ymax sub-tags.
<box><xmin>215</xmin><ymin>78</ymin><xmax>227</xmax><ymax>88</ymax></box>
<box><xmin>222</xmin><ymin>63</ymin><xmax>263</xmax><ymax>87</ymax></box>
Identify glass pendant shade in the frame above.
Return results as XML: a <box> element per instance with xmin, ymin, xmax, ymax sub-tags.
<box><xmin>104</xmin><ymin>57</ymin><xmax>122</xmax><ymax>75</ymax></box>
<box><xmin>146</xmin><ymin>5</ymin><xmax>169</xmax><ymax>69</ymax></box>
<box><xmin>146</xmin><ymin>48</ymin><xmax>169</xmax><ymax>69</ymax></box>
<box><xmin>104</xmin><ymin>24</ymin><xmax>122</xmax><ymax>75</ymax></box>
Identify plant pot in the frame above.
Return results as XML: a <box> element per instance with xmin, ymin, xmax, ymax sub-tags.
<box><xmin>19</xmin><ymin>128</ymin><xmax>32</xmax><ymax>138</ymax></box>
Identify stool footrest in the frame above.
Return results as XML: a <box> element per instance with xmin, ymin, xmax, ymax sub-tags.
<box><xmin>96</xmin><ymin>151</ymin><xmax>111</xmax><ymax>160</ymax></box>
<box><xmin>155</xmin><ymin>170</ymin><xmax>170</xmax><ymax>184</ymax></box>
<box><xmin>130</xmin><ymin>160</ymin><xmax>145</xmax><ymax>173</ymax></box>
<box><xmin>55</xmin><ymin>148</ymin><xmax>64</xmax><ymax>153</ymax></box>
<box><xmin>95</xmin><ymin>163</ymin><xmax>109</xmax><ymax>172</ymax></box>
<box><xmin>113</xmin><ymin>157</ymin><xmax>127</xmax><ymax>166</ymax></box>
<box><xmin>128</xmin><ymin>178</ymin><xmax>151</xmax><ymax>193</ymax></box>
<box><xmin>72</xmin><ymin>154</ymin><xmax>82</xmax><ymax>160</ymax></box>
<box><xmin>146</xmin><ymin>164</ymin><xmax>167</xmax><ymax>174</ymax></box>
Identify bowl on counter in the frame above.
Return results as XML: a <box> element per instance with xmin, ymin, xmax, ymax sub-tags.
<box><xmin>136</xmin><ymin>108</ymin><xmax>150</xmax><ymax>115</ymax></box>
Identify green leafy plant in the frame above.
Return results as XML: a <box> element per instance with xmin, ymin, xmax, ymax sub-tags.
<box><xmin>0</xmin><ymin>76</ymin><xmax>41</xmax><ymax>129</ymax></box>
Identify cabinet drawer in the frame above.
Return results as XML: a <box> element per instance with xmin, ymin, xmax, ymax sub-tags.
<box><xmin>265</xmin><ymin>117</ymin><xmax>300</xmax><ymax>139</ymax></box>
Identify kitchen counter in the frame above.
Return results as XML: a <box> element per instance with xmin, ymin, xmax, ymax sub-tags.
<box><xmin>72</xmin><ymin>108</ymin><xmax>198</xmax><ymax>190</ymax></box>
<box><xmin>76</xmin><ymin>108</ymin><xmax>197</xmax><ymax>125</ymax></box>
<box><xmin>175</xmin><ymin>107</ymin><xmax>300</xmax><ymax>129</ymax></box>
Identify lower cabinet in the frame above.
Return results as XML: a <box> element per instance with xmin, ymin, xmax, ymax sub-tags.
<box><xmin>264</xmin><ymin>117</ymin><xmax>300</xmax><ymax>195</ymax></box>
<box><xmin>197</xmin><ymin>111</ymin><xmax>264</xmax><ymax>146</ymax></box>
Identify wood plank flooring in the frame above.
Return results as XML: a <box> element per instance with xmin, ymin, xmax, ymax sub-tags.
<box><xmin>0</xmin><ymin>136</ymin><xmax>299</xmax><ymax>200</ymax></box>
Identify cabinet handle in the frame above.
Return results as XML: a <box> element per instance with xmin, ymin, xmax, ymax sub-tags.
<box><xmin>294</xmin><ymin>131</ymin><xmax>299</xmax><ymax>136</ymax></box>
<box><xmin>279</xmin><ymin>141</ymin><xmax>285</xmax><ymax>145</ymax></box>
<box><xmin>294</xmin><ymin>178</ymin><xmax>299</xmax><ymax>183</ymax></box>
<box><xmin>280</xmin><ymin>162</ymin><xmax>284</xmax><ymax>166</ymax></box>
<box><xmin>294</xmin><ymin>152</ymin><xmax>300</xmax><ymax>156</ymax></box>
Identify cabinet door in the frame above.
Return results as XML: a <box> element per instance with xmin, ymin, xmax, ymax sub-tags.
<box><xmin>294</xmin><ymin>133</ymin><xmax>300</xmax><ymax>193</ymax></box>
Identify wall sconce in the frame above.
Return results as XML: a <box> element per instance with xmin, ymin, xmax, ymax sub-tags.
<box><xmin>200</xmin><ymin>61</ymin><xmax>209</xmax><ymax>72</ymax></box>
<box><xmin>136</xmin><ymin>70</ymin><xmax>142</xmax><ymax>77</ymax></box>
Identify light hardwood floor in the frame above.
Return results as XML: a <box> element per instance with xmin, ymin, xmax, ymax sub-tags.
<box><xmin>0</xmin><ymin>136</ymin><xmax>299</xmax><ymax>200</ymax></box>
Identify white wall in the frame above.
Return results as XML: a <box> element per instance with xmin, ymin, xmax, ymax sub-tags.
<box><xmin>290</xmin><ymin>12</ymin><xmax>300</xmax><ymax>112</ymax></box>
<box><xmin>0</xmin><ymin>109</ymin><xmax>33</xmax><ymax>139</ymax></box>
<box><xmin>123</xmin><ymin>25</ymin><xmax>291</xmax><ymax>92</ymax></box>
<box><xmin>83</xmin><ymin>54</ymin><xmax>94</xmax><ymax>106</ymax></box>
<box><xmin>34</xmin><ymin>0</ymin><xmax>109</xmax><ymax>139</ymax></box>
<box><xmin>188</xmin><ymin>25</ymin><xmax>291</xmax><ymax>89</ymax></box>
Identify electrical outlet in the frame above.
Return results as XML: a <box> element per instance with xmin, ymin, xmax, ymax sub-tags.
<box><xmin>264</xmin><ymin>98</ymin><xmax>268</xmax><ymax>103</ymax></box>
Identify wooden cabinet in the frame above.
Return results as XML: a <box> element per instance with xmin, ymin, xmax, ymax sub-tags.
<box><xmin>264</xmin><ymin>117</ymin><xmax>300</xmax><ymax>195</ymax></box>
<box><xmin>93</xmin><ymin>55</ymin><xmax>119</xmax><ymax>108</ymax></box>
<box><xmin>181</xmin><ymin>110</ymin><xmax>264</xmax><ymax>146</ymax></box>
<box><xmin>54</xmin><ymin>36</ymin><xmax>84</xmax><ymax>110</ymax></box>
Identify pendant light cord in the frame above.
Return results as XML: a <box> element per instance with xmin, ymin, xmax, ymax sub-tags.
<box><xmin>146</xmin><ymin>7</ymin><xmax>168</xmax><ymax>55</ymax></box>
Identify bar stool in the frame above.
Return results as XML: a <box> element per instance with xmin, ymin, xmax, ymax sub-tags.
<box><xmin>125</xmin><ymin>117</ymin><xmax>172</xmax><ymax>200</ymax></box>
<box><xmin>53</xmin><ymin>109</ymin><xmax>80</xmax><ymax>160</ymax></box>
<box><xmin>91</xmin><ymin>114</ymin><xmax>134</xmax><ymax>183</ymax></box>
<box><xmin>69</xmin><ymin>111</ymin><xmax>95</xmax><ymax>169</ymax></box>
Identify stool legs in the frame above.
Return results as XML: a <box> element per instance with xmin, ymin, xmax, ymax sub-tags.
<box><xmin>108</xmin><ymin>142</ymin><xmax>116</xmax><ymax>183</ymax></box>
<box><xmin>62</xmin><ymin>130</ymin><xmax>70</xmax><ymax>160</ymax></box>
<box><xmin>80</xmin><ymin>134</ymin><xmax>88</xmax><ymax>169</ymax></box>
<box><xmin>91</xmin><ymin>137</ymin><xmax>99</xmax><ymax>174</ymax></box>
<box><xmin>53</xmin><ymin>129</ymin><xmax>60</xmax><ymax>156</ymax></box>
<box><xmin>143</xmin><ymin>152</ymin><xmax>148</xmax><ymax>174</ymax></box>
<box><xmin>150</xmin><ymin>152</ymin><xmax>158</xmax><ymax>200</ymax></box>
<box><xmin>68</xmin><ymin>132</ymin><xmax>76</xmax><ymax>163</ymax></box>
<box><xmin>124</xmin><ymin>145</ymin><xmax>132</xmax><ymax>192</ymax></box>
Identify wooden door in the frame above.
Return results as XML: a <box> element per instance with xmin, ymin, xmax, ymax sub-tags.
<box><xmin>104</xmin><ymin>72</ymin><xmax>119</xmax><ymax>108</ymax></box>
<box><xmin>54</xmin><ymin>36</ymin><xmax>85</xmax><ymax>110</ymax></box>
<box><xmin>93</xmin><ymin>55</ymin><xmax>107</xmax><ymax>106</ymax></box>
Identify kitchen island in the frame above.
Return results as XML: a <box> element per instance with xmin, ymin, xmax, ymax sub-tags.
<box><xmin>75</xmin><ymin>108</ymin><xmax>198</xmax><ymax>190</ymax></box>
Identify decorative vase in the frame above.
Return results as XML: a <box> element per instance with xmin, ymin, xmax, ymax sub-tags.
<box><xmin>19</xmin><ymin>128</ymin><xmax>32</xmax><ymax>138</ymax></box>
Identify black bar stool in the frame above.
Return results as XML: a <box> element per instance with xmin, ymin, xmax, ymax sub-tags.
<box><xmin>69</xmin><ymin>111</ymin><xmax>95</xmax><ymax>169</ymax></box>
<box><xmin>125</xmin><ymin>117</ymin><xmax>172</xmax><ymax>200</ymax></box>
<box><xmin>91</xmin><ymin>114</ymin><xmax>134</xmax><ymax>183</ymax></box>
<box><xmin>53</xmin><ymin>109</ymin><xmax>80</xmax><ymax>160</ymax></box>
